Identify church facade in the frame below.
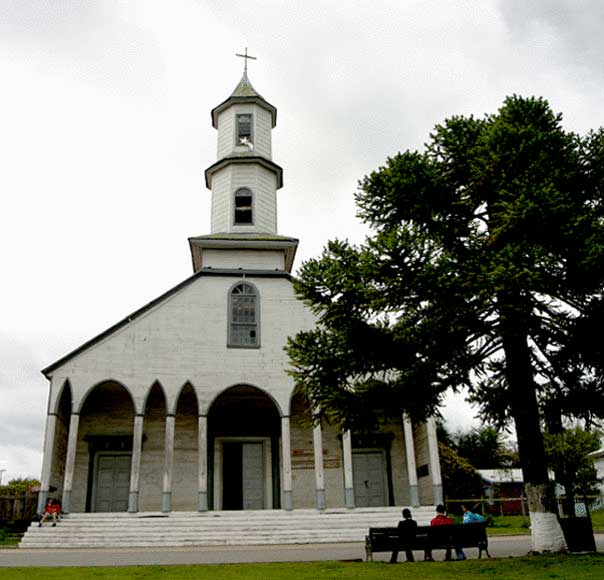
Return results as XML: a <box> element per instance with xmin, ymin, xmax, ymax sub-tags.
<box><xmin>37</xmin><ymin>71</ymin><xmax>442</xmax><ymax>515</ymax></box>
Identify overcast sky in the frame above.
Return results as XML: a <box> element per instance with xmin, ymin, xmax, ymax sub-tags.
<box><xmin>1</xmin><ymin>1</ymin><xmax>603</xmax><ymax>482</ymax></box>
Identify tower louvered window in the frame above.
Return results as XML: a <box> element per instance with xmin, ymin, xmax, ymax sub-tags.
<box><xmin>229</xmin><ymin>283</ymin><xmax>259</xmax><ymax>347</ymax></box>
<box><xmin>237</xmin><ymin>113</ymin><xmax>253</xmax><ymax>143</ymax></box>
<box><xmin>234</xmin><ymin>188</ymin><xmax>253</xmax><ymax>225</ymax></box>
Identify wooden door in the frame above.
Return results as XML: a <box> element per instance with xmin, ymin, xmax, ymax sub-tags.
<box><xmin>242</xmin><ymin>442</ymin><xmax>264</xmax><ymax>510</ymax></box>
<box><xmin>353</xmin><ymin>451</ymin><xmax>386</xmax><ymax>507</ymax></box>
<box><xmin>94</xmin><ymin>454</ymin><xmax>131</xmax><ymax>512</ymax></box>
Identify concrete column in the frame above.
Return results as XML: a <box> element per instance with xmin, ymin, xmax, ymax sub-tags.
<box><xmin>61</xmin><ymin>412</ymin><xmax>80</xmax><ymax>513</ymax></box>
<box><xmin>426</xmin><ymin>417</ymin><xmax>443</xmax><ymax>505</ymax></box>
<box><xmin>37</xmin><ymin>413</ymin><xmax>57</xmax><ymax>513</ymax></box>
<box><xmin>128</xmin><ymin>414</ymin><xmax>144</xmax><ymax>513</ymax></box>
<box><xmin>198</xmin><ymin>415</ymin><xmax>208</xmax><ymax>511</ymax></box>
<box><xmin>403</xmin><ymin>414</ymin><xmax>420</xmax><ymax>506</ymax></box>
<box><xmin>281</xmin><ymin>415</ymin><xmax>293</xmax><ymax>510</ymax></box>
<box><xmin>162</xmin><ymin>414</ymin><xmax>175</xmax><ymax>513</ymax></box>
<box><xmin>213</xmin><ymin>439</ymin><xmax>223</xmax><ymax>510</ymax></box>
<box><xmin>312</xmin><ymin>414</ymin><xmax>326</xmax><ymax>510</ymax></box>
<box><xmin>342</xmin><ymin>429</ymin><xmax>355</xmax><ymax>508</ymax></box>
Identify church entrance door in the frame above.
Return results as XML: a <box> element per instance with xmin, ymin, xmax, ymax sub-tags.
<box><xmin>222</xmin><ymin>441</ymin><xmax>265</xmax><ymax>510</ymax></box>
<box><xmin>93</xmin><ymin>453</ymin><xmax>131</xmax><ymax>512</ymax></box>
<box><xmin>216</xmin><ymin>438</ymin><xmax>272</xmax><ymax>510</ymax></box>
<box><xmin>352</xmin><ymin>451</ymin><xmax>387</xmax><ymax>507</ymax></box>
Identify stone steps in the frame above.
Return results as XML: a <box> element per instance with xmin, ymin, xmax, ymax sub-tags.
<box><xmin>21</xmin><ymin>506</ymin><xmax>436</xmax><ymax>549</ymax></box>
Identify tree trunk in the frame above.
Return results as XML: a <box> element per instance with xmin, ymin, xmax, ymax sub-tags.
<box><xmin>500</xmin><ymin>304</ymin><xmax>567</xmax><ymax>552</ymax></box>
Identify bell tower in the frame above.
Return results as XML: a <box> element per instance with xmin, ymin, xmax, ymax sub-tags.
<box><xmin>189</xmin><ymin>51</ymin><xmax>298</xmax><ymax>273</ymax></box>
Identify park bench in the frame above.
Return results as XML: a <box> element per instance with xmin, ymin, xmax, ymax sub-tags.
<box><xmin>365</xmin><ymin>522</ymin><xmax>490</xmax><ymax>561</ymax></box>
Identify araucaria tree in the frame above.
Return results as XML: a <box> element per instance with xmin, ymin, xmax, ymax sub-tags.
<box><xmin>287</xmin><ymin>96</ymin><xmax>604</xmax><ymax>551</ymax></box>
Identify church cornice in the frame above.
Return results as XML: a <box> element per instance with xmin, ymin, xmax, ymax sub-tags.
<box><xmin>41</xmin><ymin>269</ymin><xmax>293</xmax><ymax>379</ymax></box>
<box><xmin>189</xmin><ymin>233</ymin><xmax>298</xmax><ymax>243</ymax></box>
<box><xmin>205</xmin><ymin>156</ymin><xmax>283</xmax><ymax>189</ymax></box>
<box><xmin>188</xmin><ymin>234</ymin><xmax>299</xmax><ymax>274</ymax></box>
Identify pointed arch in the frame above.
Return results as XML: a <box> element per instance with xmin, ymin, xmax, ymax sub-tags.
<box><xmin>142</xmin><ymin>380</ymin><xmax>168</xmax><ymax>415</ymax></box>
<box><xmin>77</xmin><ymin>379</ymin><xmax>135</xmax><ymax>414</ymax></box>
<box><xmin>207</xmin><ymin>383</ymin><xmax>283</xmax><ymax>418</ymax></box>
<box><xmin>72</xmin><ymin>380</ymin><xmax>136</xmax><ymax>513</ymax></box>
<box><xmin>137</xmin><ymin>380</ymin><xmax>168</xmax><ymax>512</ymax></box>
<box><xmin>173</xmin><ymin>381</ymin><xmax>200</xmax><ymax>416</ymax></box>
<box><xmin>52</xmin><ymin>379</ymin><xmax>73</xmax><ymax>415</ymax></box>
<box><xmin>171</xmin><ymin>382</ymin><xmax>200</xmax><ymax>511</ymax></box>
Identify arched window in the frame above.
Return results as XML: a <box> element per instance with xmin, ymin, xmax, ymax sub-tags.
<box><xmin>234</xmin><ymin>188</ymin><xmax>254</xmax><ymax>225</ymax></box>
<box><xmin>228</xmin><ymin>282</ymin><xmax>259</xmax><ymax>347</ymax></box>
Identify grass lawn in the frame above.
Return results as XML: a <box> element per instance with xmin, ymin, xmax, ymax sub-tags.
<box><xmin>486</xmin><ymin>515</ymin><xmax>531</xmax><ymax>535</ymax></box>
<box><xmin>590</xmin><ymin>509</ymin><xmax>604</xmax><ymax>531</ymax></box>
<box><xmin>0</xmin><ymin>530</ymin><xmax>20</xmax><ymax>549</ymax></box>
<box><xmin>2</xmin><ymin>554</ymin><xmax>604</xmax><ymax>580</ymax></box>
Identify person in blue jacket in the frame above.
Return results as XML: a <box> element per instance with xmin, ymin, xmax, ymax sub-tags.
<box><xmin>461</xmin><ymin>504</ymin><xmax>485</xmax><ymax>524</ymax></box>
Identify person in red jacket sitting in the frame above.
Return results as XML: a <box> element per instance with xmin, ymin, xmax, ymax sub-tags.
<box><xmin>425</xmin><ymin>504</ymin><xmax>466</xmax><ymax>561</ymax></box>
<box><xmin>38</xmin><ymin>497</ymin><xmax>61</xmax><ymax>527</ymax></box>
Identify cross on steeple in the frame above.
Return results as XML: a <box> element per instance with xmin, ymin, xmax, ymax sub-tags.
<box><xmin>236</xmin><ymin>47</ymin><xmax>257</xmax><ymax>74</ymax></box>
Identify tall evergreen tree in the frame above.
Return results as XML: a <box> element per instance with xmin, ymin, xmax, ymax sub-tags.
<box><xmin>287</xmin><ymin>96</ymin><xmax>604</xmax><ymax>551</ymax></box>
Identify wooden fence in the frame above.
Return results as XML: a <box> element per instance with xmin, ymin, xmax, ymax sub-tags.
<box><xmin>446</xmin><ymin>495</ymin><xmax>604</xmax><ymax>517</ymax></box>
<box><xmin>446</xmin><ymin>497</ymin><xmax>528</xmax><ymax>516</ymax></box>
<box><xmin>0</xmin><ymin>494</ymin><xmax>39</xmax><ymax>526</ymax></box>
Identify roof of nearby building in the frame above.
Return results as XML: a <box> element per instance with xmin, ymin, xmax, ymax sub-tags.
<box><xmin>477</xmin><ymin>468</ymin><xmax>524</xmax><ymax>484</ymax></box>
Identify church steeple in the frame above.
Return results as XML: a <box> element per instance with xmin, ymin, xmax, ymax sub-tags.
<box><xmin>189</xmin><ymin>58</ymin><xmax>298</xmax><ymax>274</ymax></box>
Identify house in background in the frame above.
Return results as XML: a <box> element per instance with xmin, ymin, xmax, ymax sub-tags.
<box><xmin>478</xmin><ymin>468</ymin><xmax>525</xmax><ymax>515</ymax></box>
<box><xmin>589</xmin><ymin>448</ymin><xmax>604</xmax><ymax>496</ymax></box>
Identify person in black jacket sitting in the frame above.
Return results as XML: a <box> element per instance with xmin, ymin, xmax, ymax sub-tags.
<box><xmin>389</xmin><ymin>508</ymin><xmax>418</xmax><ymax>563</ymax></box>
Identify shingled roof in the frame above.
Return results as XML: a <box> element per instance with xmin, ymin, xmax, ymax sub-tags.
<box><xmin>211</xmin><ymin>72</ymin><xmax>277</xmax><ymax>128</ymax></box>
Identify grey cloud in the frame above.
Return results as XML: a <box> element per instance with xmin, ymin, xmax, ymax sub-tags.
<box><xmin>498</xmin><ymin>0</ymin><xmax>604</xmax><ymax>70</ymax></box>
<box><xmin>0</xmin><ymin>415</ymin><xmax>43</xmax><ymax>444</ymax></box>
<box><xmin>0</xmin><ymin>0</ymin><xmax>165</xmax><ymax>95</ymax></box>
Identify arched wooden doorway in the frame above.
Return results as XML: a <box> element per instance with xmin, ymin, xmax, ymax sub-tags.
<box><xmin>207</xmin><ymin>385</ymin><xmax>281</xmax><ymax>510</ymax></box>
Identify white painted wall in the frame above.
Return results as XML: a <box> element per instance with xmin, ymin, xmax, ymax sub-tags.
<box><xmin>48</xmin><ymin>275</ymin><xmax>316</xmax><ymax>418</ymax></box>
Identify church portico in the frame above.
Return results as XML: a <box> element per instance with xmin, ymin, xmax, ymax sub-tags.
<box><xmin>39</xmin><ymin>374</ymin><xmax>440</xmax><ymax>516</ymax></box>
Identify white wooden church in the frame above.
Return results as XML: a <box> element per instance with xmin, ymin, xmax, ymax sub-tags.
<box><xmin>37</xmin><ymin>64</ymin><xmax>443</xmax><ymax>521</ymax></box>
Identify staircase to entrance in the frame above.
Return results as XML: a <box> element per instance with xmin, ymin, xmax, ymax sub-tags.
<box><xmin>20</xmin><ymin>506</ymin><xmax>436</xmax><ymax>549</ymax></box>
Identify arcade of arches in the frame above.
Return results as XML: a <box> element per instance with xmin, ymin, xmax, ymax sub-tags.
<box><xmin>41</xmin><ymin>381</ymin><xmax>442</xmax><ymax>513</ymax></box>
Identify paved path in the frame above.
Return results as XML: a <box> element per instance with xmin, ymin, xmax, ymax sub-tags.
<box><xmin>1</xmin><ymin>535</ymin><xmax>602</xmax><ymax>568</ymax></box>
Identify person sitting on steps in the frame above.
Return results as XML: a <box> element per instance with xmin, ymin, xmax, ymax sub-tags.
<box><xmin>38</xmin><ymin>497</ymin><xmax>61</xmax><ymax>527</ymax></box>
